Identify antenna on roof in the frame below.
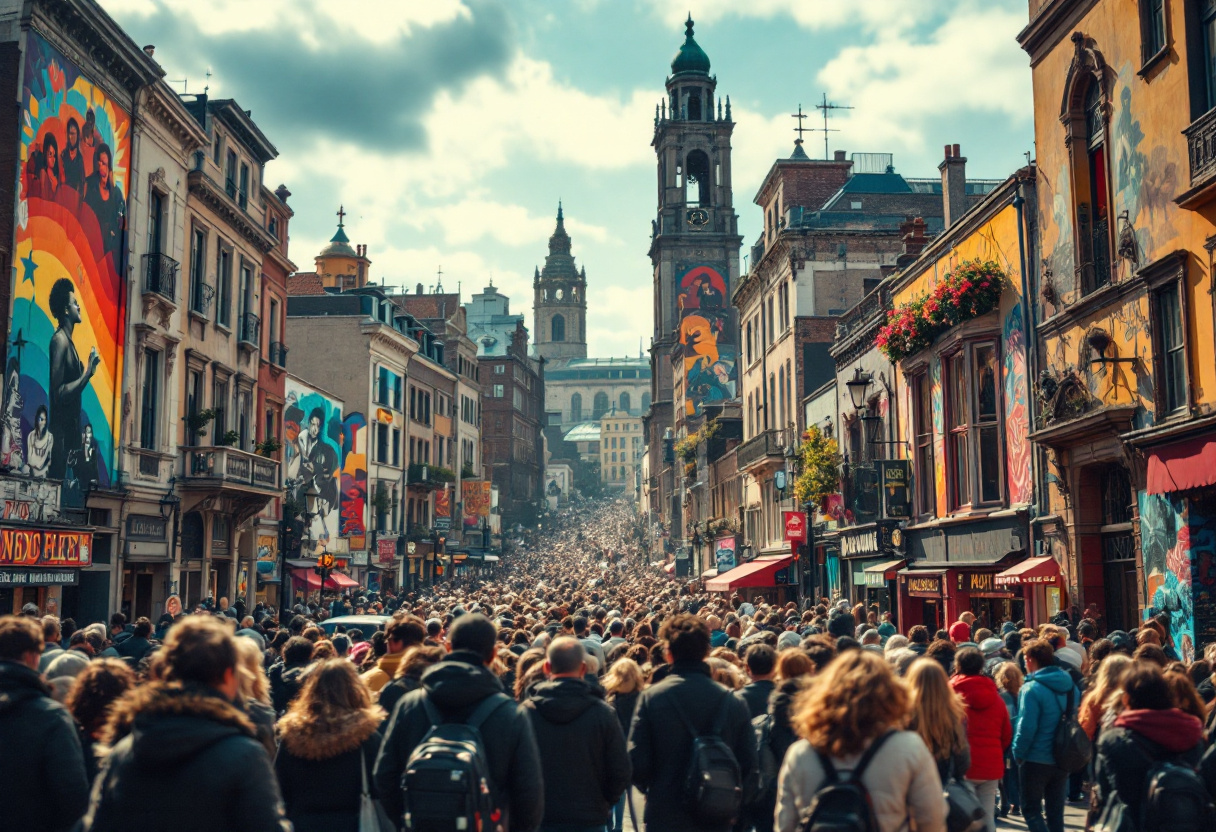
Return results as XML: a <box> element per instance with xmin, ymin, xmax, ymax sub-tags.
<box><xmin>815</xmin><ymin>92</ymin><xmax>853</xmax><ymax>160</ymax></box>
<box><xmin>168</xmin><ymin>78</ymin><xmax>188</xmax><ymax>93</ymax></box>
<box><xmin>204</xmin><ymin>67</ymin><xmax>212</xmax><ymax>94</ymax></box>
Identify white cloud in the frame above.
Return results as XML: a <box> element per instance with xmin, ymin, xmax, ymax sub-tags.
<box><xmin>651</xmin><ymin>0</ymin><xmax>923</xmax><ymax>31</ymax></box>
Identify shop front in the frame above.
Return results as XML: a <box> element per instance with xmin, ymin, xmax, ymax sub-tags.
<box><xmin>704</xmin><ymin>554</ymin><xmax>797</xmax><ymax>605</ymax></box>
<box><xmin>957</xmin><ymin>568</ymin><xmax>1025</xmax><ymax>631</ymax></box>
<box><xmin>838</xmin><ymin>521</ymin><xmax>905</xmax><ymax>612</ymax></box>
<box><xmin>0</xmin><ymin>526</ymin><xmax>93</xmax><ymax>616</ymax></box>
<box><xmin>994</xmin><ymin>555</ymin><xmax>1063</xmax><ymax>628</ymax></box>
<box><xmin>121</xmin><ymin>514</ymin><xmax>172</xmax><ymax>622</ymax></box>
<box><xmin>898</xmin><ymin>568</ymin><xmax>949</xmax><ymax>631</ymax></box>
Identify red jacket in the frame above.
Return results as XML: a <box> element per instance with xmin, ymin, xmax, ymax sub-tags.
<box><xmin>951</xmin><ymin>673</ymin><xmax>1013</xmax><ymax>781</ymax></box>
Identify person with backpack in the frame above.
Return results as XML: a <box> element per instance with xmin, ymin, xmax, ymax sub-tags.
<box><xmin>523</xmin><ymin>636</ymin><xmax>630</xmax><ymax>832</ymax></box>
<box><xmin>373</xmin><ymin>613</ymin><xmax>543</xmax><ymax>832</ymax></box>
<box><xmin>736</xmin><ymin>642</ymin><xmax>777</xmax><ymax>719</ymax></box>
<box><xmin>1011</xmin><ymin>638</ymin><xmax>1079</xmax><ymax>832</ymax></box>
<box><xmin>774</xmin><ymin>649</ymin><xmax>946</xmax><ymax>832</ymax></box>
<box><xmin>1094</xmin><ymin>663</ymin><xmax>1210</xmax><ymax>830</ymax></box>
<box><xmin>627</xmin><ymin>612</ymin><xmax>755</xmax><ymax>832</ymax></box>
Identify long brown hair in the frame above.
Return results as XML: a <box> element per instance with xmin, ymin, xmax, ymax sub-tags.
<box><xmin>792</xmin><ymin>650</ymin><xmax>908</xmax><ymax>757</ymax></box>
<box><xmin>906</xmin><ymin>658</ymin><xmax>967</xmax><ymax>760</ymax></box>
<box><xmin>279</xmin><ymin>658</ymin><xmax>382</xmax><ymax>735</ymax></box>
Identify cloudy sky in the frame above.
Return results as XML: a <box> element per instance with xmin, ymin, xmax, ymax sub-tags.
<box><xmin>101</xmin><ymin>0</ymin><xmax>1035</xmax><ymax>358</ymax></box>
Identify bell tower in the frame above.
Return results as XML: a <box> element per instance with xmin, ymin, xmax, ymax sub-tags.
<box><xmin>648</xmin><ymin>15</ymin><xmax>742</xmax><ymax>425</ymax></box>
<box><xmin>533</xmin><ymin>202</ymin><xmax>588</xmax><ymax>362</ymax></box>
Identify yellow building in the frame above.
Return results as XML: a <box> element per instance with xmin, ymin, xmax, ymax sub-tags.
<box><xmin>1019</xmin><ymin>0</ymin><xmax>1216</xmax><ymax>654</ymax></box>
<box><xmin>600</xmin><ymin>408</ymin><xmax>643</xmax><ymax>490</ymax></box>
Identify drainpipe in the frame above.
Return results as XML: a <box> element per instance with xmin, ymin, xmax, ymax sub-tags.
<box><xmin>1012</xmin><ymin>190</ymin><xmax>1040</xmax><ymax>566</ymax></box>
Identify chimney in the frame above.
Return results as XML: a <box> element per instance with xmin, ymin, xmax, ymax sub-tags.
<box><xmin>416</xmin><ymin>283</ymin><xmax>424</xmax><ymax>295</ymax></box>
<box><xmin>896</xmin><ymin>216</ymin><xmax>929</xmax><ymax>268</ymax></box>
<box><xmin>834</xmin><ymin>150</ymin><xmax>846</xmax><ymax>162</ymax></box>
<box><xmin>142</xmin><ymin>44</ymin><xmax>155</xmax><ymax>57</ymax></box>
<box><xmin>939</xmin><ymin>144</ymin><xmax>967</xmax><ymax>229</ymax></box>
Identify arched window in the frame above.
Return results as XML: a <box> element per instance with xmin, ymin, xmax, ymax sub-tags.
<box><xmin>641</xmin><ymin>392</ymin><xmax>651</xmax><ymax>412</ymax></box>
<box><xmin>688</xmin><ymin>91</ymin><xmax>702</xmax><ymax>121</ymax></box>
<box><xmin>1062</xmin><ymin>40</ymin><xmax>1112</xmax><ymax>296</ymax></box>
<box><xmin>570</xmin><ymin>393</ymin><xmax>582</xmax><ymax>422</ymax></box>
<box><xmin>619</xmin><ymin>392</ymin><xmax>631</xmax><ymax>413</ymax></box>
<box><xmin>551</xmin><ymin>314</ymin><xmax>566</xmax><ymax>342</ymax></box>
<box><xmin>593</xmin><ymin>392</ymin><xmax>609</xmax><ymax>419</ymax></box>
<box><xmin>685</xmin><ymin>150</ymin><xmax>711</xmax><ymax>207</ymax></box>
<box><xmin>1080</xmin><ymin>81</ymin><xmax>1111</xmax><ymax>292</ymax></box>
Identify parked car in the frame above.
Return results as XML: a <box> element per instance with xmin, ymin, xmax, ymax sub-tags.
<box><xmin>319</xmin><ymin>615</ymin><xmax>389</xmax><ymax>640</ymax></box>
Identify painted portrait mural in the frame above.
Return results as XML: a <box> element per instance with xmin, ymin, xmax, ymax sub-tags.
<box><xmin>284</xmin><ymin>381</ymin><xmax>343</xmax><ymax>548</ymax></box>
<box><xmin>339</xmin><ymin>412</ymin><xmax>367</xmax><ymax>548</ymax></box>
<box><xmin>1139</xmin><ymin>491</ymin><xmax>1195</xmax><ymax>662</ymax></box>
<box><xmin>8</xmin><ymin>33</ymin><xmax>131</xmax><ymax>497</ymax></box>
<box><xmin>676</xmin><ymin>263</ymin><xmax>737</xmax><ymax>417</ymax></box>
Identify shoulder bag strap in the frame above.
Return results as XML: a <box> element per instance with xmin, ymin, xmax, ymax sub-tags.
<box><xmin>467</xmin><ymin>692</ymin><xmax>512</xmax><ymax>730</ymax></box>
<box><xmin>850</xmin><ymin>731</ymin><xmax>895</xmax><ymax>783</ymax></box>
<box><xmin>422</xmin><ymin>696</ymin><xmax>444</xmax><ymax>727</ymax></box>
<box><xmin>710</xmin><ymin>690</ymin><xmax>733</xmax><ymax>737</ymax></box>
<box><xmin>813</xmin><ymin>748</ymin><xmax>840</xmax><ymax>785</ymax></box>
<box><xmin>669</xmin><ymin>687</ymin><xmax>705</xmax><ymax>739</ymax></box>
<box><xmin>360</xmin><ymin>747</ymin><xmax>371</xmax><ymax>798</ymax></box>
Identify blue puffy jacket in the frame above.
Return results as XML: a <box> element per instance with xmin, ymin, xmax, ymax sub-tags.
<box><xmin>1012</xmin><ymin>665</ymin><xmax>1077</xmax><ymax>765</ymax></box>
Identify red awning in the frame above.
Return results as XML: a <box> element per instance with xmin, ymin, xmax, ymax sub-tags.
<box><xmin>1147</xmin><ymin>436</ymin><xmax>1216</xmax><ymax>495</ymax></box>
<box><xmin>995</xmin><ymin>556</ymin><xmax>1061</xmax><ymax>586</ymax></box>
<box><xmin>290</xmin><ymin>568</ymin><xmax>361</xmax><ymax>591</ymax></box>
<box><xmin>705</xmin><ymin>555</ymin><xmax>794</xmax><ymax>592</ymax></box>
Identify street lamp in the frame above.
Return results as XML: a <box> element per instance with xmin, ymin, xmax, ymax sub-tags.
<box><xmin>158</xmin><ymin>477</ymin><xmax>180</xmax><ymax>520</ymax></box>
<box><xmin>845</xmin><ymin>367</ymin><xmax>873</xmax><ymax>412</ymax></box>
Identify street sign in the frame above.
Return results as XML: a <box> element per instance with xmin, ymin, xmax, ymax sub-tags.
<box><xmin>783</xmin><ymin>511</ymin><xmax>807</xmax><ymax>542</ymax></box>
<box><xmin>434</xmin><ymin>517</ymin><xmax>451</xmax><ymax>531</ymax></box>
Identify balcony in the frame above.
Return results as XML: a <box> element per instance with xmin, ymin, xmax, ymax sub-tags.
<box><xmin>408</xmin><ymin>463</ymin><xmax>456</xmax><ymax>488</ymax></box>
<box><xmin>1179</xmin><ymin>106</ymin><xmax>1216</xmax><ymax>208</ymax></box>
<box><xmin>190</xmin><ymin>281</ymin><xmax>215</xmax><ymax>317</ymax></box>
<box><xmin>239</xmin><ymin>313</ymin><xmax>260</xmax><ymax>348</ymax></box>
<box><xmin>269</xmin><ymin>341</ymin><xmax>288</xmax><ymax>368</ymax></box>
<box><xmin>735</xmin><ymin>428</ymin><xmax>791</xmax><ymax>472</ymax></box>
<box><xmin>180</xmin><ymin>446</ymin><xmax>280</xmax><ymax>524</ymax></box>
<box><xmin>142</xmin><ymin>253</ymin><xmax>178</xmax><ymax>304</ymax></box>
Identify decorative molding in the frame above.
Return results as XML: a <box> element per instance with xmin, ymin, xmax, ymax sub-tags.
<box><xmin>186</xmin><ymin>171</ymin><xmax>276</xmax><ymax>254</ymax></box>
<box><xmin>141</xmin><ymin>83</ymin><xmax>207</xmax><ymax>154</ymax></box>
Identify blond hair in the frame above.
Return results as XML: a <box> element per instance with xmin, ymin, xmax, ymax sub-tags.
<box><xmin>234</xmin><ymin>635</ymin><xmax>270</xmax><ymax>705</ymax></box>
<box><xmin>993</xmin><ymin>660</ymin><xmax>1023</xmax><ymax>697</ymax></box>
<box><xmin>1083</xmin><ymin>653</ymin><xmax>1131</xmax><ymax>717</ymax></box>
<box><xmin>906</xmin><ymin>658</ymin><xmax>966</xmax><ymax>760</ymax></box>
<box><xmin>603</xmin><ymin>657</ymin><xmax>644</xmax><ymax>696</ymax></box>
<box><xmin>792</xmin><ymin>650</ymin><xmax>909</xmax><ymax>757</ymax></box>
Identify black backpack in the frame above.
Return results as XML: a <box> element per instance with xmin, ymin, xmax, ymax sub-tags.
<box><xmin>1137</xmin><ymin>737</ymin><xmax>1215</xmax><ymax>832</ymax></box>
<box><xmin>672</xmin><ymin>692</ymin><xmax>744</xmax><ymax>825</ymax></box>
<box><xmin>800</xmin><ymin>732</ymin><xmax>893</xmax><ymax>832</ymax></box>
<box><xmin>752</xmin><ymin>711</ymin><xmax>779</xmax><ymax>804</ymax></box>
<box><xmin>402</xmin><ymin>692</ymin><xmax>512</xmax><ymax>832</ymax></box>
<box><xmin>1052</xmin><ymin>686</ymin><xmax>1092</xmax><ymax>774</ymax></box>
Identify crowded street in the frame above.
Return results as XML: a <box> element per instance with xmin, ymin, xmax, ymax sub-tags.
<box><xmin>6</xmin><ymin>497</ymin><xmax>1208</xmax><ymax>831</ymax></box>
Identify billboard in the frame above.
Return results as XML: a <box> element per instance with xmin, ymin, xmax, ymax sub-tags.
<box><xmin>284</xmin><ymin>380</ymin><xmax>343</xmax><ymax>547</ymax></box>
<box><xmin>8</xmin><ymin>32</ymin><xmax>132</xmax><ymax>495</ymax></box>
<box><xmin>675</xmin><ymin>263</ymin><xmax>737</xmax><ymax>417</ymax></box>
<box><xmin>462</xmin><ymin>480</ymin><xmax>490</xmax><ymax>530</ymax></box>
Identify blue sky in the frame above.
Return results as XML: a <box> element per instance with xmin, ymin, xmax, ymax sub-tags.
<box><xmin>101</xmin><ymin>0</ymin><xmax>1035</xmax><ymax>357</ymax></box>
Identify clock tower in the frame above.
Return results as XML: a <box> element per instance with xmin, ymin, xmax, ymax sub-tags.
<box><xmin>648</xmin><ymin>15</ymin><xmax>742</xmax><ymax>428</ymax></box>
<box><xmin>533</xmin><ymin>202</ymin><xmax>588</xmax><ymax>362</ymax></box>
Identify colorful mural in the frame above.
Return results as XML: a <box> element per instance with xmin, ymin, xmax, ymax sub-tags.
<box><xmin>1002</xmin><ymin>303</ymin><xmax>1032</xmax><ymax>505</ymax></box>
<box><xmin>8</xmin><ymin>33</ymin><xmax>132</xmax><ymax>495</ymax></box>
<box><xmin>462</xmin><ymin>480</ymin><xmax>490</xmax><ymax>530</ymax></box>
<box><xmin>676</xmin><ymin>263</ymin><xmax>737</xmax><ymax>417</ymax></box>
<box><xmin>284</xmin><ymin>381</ymin><xmax>343</xmax><ymax>547</ymax></box>
<box><xmin>929</xmin><ymin>355</ymin><xmax>946</xmax><ymax>516</ymax></box>
<box><xmin>339</xmin><ymin>412</ymin><xmax>367</xmax><ymax>548</ymax></box>
<box><xmin>1191</xmin><ymin>494</ymin><xmax>1216</xmax><ymax>651</ymax></box>
<box><xmin>1139</xmin><ymin>490</ymin><xmax>1194</xmax><ymax>662</ymax></box>
<box><xmin>256</xmin><ymin>534</ymin><xmax>278</xmax><ymax>581</ymax></box>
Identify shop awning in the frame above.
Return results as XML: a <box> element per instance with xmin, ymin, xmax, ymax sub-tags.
<box><xmin>995</xmin><ymin>556</ymin><xmax>1061</xmax><ymax>586</ymax></box>
<box><xmin>1147</xmin><ymin>436</ymin><xmax>1216</xmax><ymax>495</ymax></box>
<box><xmin>700</xmin><ymin>568</ymin><xmax>719</xmax><ymax>580</ymax></box>
<box><xmin>862</xmin><ymin>559</ymin><xmax>905</xmax><ymax>587</ymax></box>
<box><xmin>290</xmin><ymin>568</ymin><xmax>360</xmax><ymax>591</ymax></box>
<box><xmin>705</xmin><ymin>555</ymin><xmax>794</xmax><ymax>592</ymax></box>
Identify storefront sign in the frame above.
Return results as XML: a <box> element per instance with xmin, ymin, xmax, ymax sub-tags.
<box><xmin>0</xmin><ymin>528</ymin><xmax>91</xmax><ymax>567</ymax></box>
<box><xmin>378</xmin><ymin>537</ymin><xmax>398</xmax><ymax>564</ymax></box>
<box><xmin>906</xmin><ymin>574</ymin><xmax>942</xmax><ymax>597</ymax></box>
<box><xmin>351</xmin><ymin>550</ymin><xmax>369</xmax><ymax>566</ymax></box>
<box><xmin>864</xmin><ymin>571</ymin><xmax>887</xmax><ymax>588</ymax></box>
<box><xmin>958</xmin><ymin>570</ymin><xmax>1016</xmax><ymax>598</ymax></box>
<box><xmin>0</xmin><ymin>567</ymin><xmax>79</xmax><ymax>586</ymax></box>
<box><xmin>784</xmin><ymin>511</ymin><xmax>807</xmax><ymax>542</ymax></box>
<box><xmin>126</xmin><ymin>514</ymin><xmax>167</xmax><ymax>541</ymax></box>
<box><xmin>841</xmin><ymin>529</ymin><xmax>879</xmax><ymax>559</ymax></box>
<box><xmin>714</xmin><ymin>536</ymin><xmax>736</xmax><ymax>572</ymax></box>
<box><xmin>880</xmin><ymin>460</ymin><xmax>911</xmax><ymax>518</ymax></box>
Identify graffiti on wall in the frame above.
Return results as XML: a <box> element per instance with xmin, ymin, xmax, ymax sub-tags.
<box><xmin>256</xmin><ymin>534</ymin><xmax>278</xmax><ymax>582</ymax></box>
<box><xmin>1002</xmin><ymin>303</ymin><xmax>1032</xmax><ymax>505</ymax></box>
<box><xmin>284</xmin><ymin>381</ymin><xmax>343</xmax><ymax>547</ymax></box>
<box><xmin>1139</xmin><ymin>490</ymin><xmax>1194</xmax><ymax>662</ymax></box>
<box><xmin>1190</xmin><ymin>494</ymin><xmax>1216</xmax><ymax>651</ymax></box>
<box><xmin>8</xmin><ymin>33</ymin><xmax>132</xmax><ymax>496</ymax></box>
<box><xmin>339</xmin><ymin>412</ymin><xmax>367</xmax><ymax>547</ymax></box>
<box><xmin>676</xmin><ymin>264</ymin><xmax>737</xmax><ymax>417</ymax></box>
<box><xmin>930</xmin><ymin>355</ymin><xmax>946</xmax><ymax>516</ymax></box>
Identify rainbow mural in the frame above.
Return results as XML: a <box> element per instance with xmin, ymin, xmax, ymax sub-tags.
<box><xmin>7</xmin><ymin>33</ymin><xmax>131</xmax><ymax>498</ymax></box>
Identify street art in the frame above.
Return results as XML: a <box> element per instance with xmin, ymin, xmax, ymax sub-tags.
<box><xmin>9</xmin><ymin>33</ymin><xmax>132</xmax><ymax>496</ymax></box>
<box><xmin>1139</xmin><ymin>491</ymin><xmax>1194</xmax><ymax>662</ymax></box>
<box><xmin>930</xmin><ymin>355</ymin><xmax>946</xmax><ymax>516</ymax></box>
<box><xmin>1191</xmin><ymin>495</ymin><xmax>1216</xmax><ymax>651</ymax></box>
<box><xmin>339</xmin><ymin>412</ymin><xmax>367</xmax><ymax>547</ymax></box>
<box><xmin>256</xmin><ymin>534</ymin><xmax>278</xmax><ymax>581</ymax></box>
<box><xmin>676</xmin><ymin>264</ymin><xmax>737</xmax><ymax>417</ymax></box>
<box><xmin>462</xmin><ymin>480</ymin><xmax>490</xmax><ymax>530</ymax></box>
<box><xmin>284</xmin><ymin>381</ymin><xmax>343</xmax><ymax>547</ymax></box>
<box><xmin>1002</xmin><ymin>304</ymin><xmax>1032</xmax><ymax>505</ymax></box>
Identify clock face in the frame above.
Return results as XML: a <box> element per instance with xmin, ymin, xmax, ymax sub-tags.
<box><xmin>686</xmin><ymin>208</ymin><xmax>709</xmax><ymax>229</ymax></box>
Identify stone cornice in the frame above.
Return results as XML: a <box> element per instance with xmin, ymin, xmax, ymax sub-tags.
<box><xmin>1017</xmin><ymin>0</ymin><xmax>1101</xmax><ymax>67</ymax></box>
<box><xmin>363</xmin><ymin>324</ymin><xmax>419</xmax><ymax>361</ymax></box>
<box><xmin>187</xmin><ymin>170</ymin><xmax>276</xmax><ymax>254</ymax></box>
<box><xmin>141</xmin><ymin>81</ymin><xmax>207</xmax><ymax>153</ymax></box>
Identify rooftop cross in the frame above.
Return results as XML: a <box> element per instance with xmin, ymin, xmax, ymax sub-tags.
<box><xmin>336</xmin><ymin>205</ymin><xmax>346</xmax><ymax>227</ymax></box>
<box><xmin>791</xmin><ymin>104</ymin><xmax>808</xmax><ymax>142</ymax></box>
<box><xmin>814</xmin><ymin>92</ymin><xmax>853</xmax><ymax>160</ymax></box>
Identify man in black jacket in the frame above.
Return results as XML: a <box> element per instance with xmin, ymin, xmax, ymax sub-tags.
<box><xmin>269</xmin><ymin>635</ymin><xmax>313</xmax><ymax>715</ymax></box>
<box><xmin>81</xmin><ymin>616</ymin><xmax>289</xmax><ymax>832</ymax></box>
<box><xmin>524</xmin><ymin>636</ymin><xmax>630</xmax><ymax>832</ymax></box>
<box><xmin>735</xmin><ymin>642</ymin><xmax>776</xmax><ymax>718</ymax></box>
<box><xmin>374</xmin><ymin>613</ymin><xmax>544</xmax><ymax>831</ymax></box>
<box><xmin>628</xmin><ymin>613</ymin><xmax>756</xmax><ymax>832</ymax></box>
<box><xmin>114</xmin><ymin>617</ymin><xmax>153</xmax><ymax>664</ymax></box>
<box><xmin>0</xmin><ymin>615</ymin><xmax>89</xmax><ymax>832</ymax></box>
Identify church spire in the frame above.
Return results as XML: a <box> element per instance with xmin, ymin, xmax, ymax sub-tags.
<box><xmin>331</xmin><ymin>205</ymin><xmax>350</xmax><ymax>243</ymax></box>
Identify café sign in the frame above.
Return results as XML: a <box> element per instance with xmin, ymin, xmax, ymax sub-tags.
<box><xmin>905</xmin><ymin>573</ymin><xmax>942</xmax><ymax>597</ymax></box>
<box><xmin>841</xmin><ymin>529</ymin><xmax>879</xmax><ymax>559</ymax></box>
<box><xmin>0</xmin><ymin>528</ymin><xmax>92</xmax><ymax>567</ymax></box>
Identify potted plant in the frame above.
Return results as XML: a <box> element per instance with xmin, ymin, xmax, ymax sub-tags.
<box><xmin>255</xmin><ymin>436</ymin><xmax>282</xmax><ymax>456</ymax></box>
<box><xmin>218</xmin><ymin>430</ymin><xmax>240</xmax><ymax>447</ymax></box>
<box><xmin>794</xmin><ymin>425</ymin><xmax>842</xmax><ymax>506</ymax></box>
<box><xmin>183</xmin><ymin>408</ymin><xmax>216</xmax><ymax>438</ymax></box>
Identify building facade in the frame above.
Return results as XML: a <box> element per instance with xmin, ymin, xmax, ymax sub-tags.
<box><xmin>479</xmin><ymin>324</ymin><xmax>545</xmax><ymax>529</ymax></box>
<box><xmin>599</xmin><ymin>407</ymin><xmax>643</xmax><ymax>490</ymax></box>
<box><xmin>533</xmin><ymin>204</ymin><xmax>587</xmax><ymax>363</ymax></box>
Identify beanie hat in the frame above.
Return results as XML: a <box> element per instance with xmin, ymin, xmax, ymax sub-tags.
<box><xmin>980</xmin><ymin>637</ymin><xmax>1004</xmax><ymax>656</ymax></box>
<box><xmin>948</xmin><ymin>621</ymin><xmax>971</xmax><ymax>643</ymax></box>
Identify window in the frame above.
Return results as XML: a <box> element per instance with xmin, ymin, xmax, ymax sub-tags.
<box><xmin>913</xmin><ymin>374</ymin><xmax>935</xmax><ymax>518</ymax></box>
<box><xmin>148</xmin><ymin>191</ymin><xmax>165</xmax><ymax>255</ymax></box>
<box><xmin>190</xmin><ymin>228</ymin><xmax>207</xmax><ymax>314</ymax></box>
<box><xmin>513</xmin><ymin>388</ymin><xmax>523</xmax><ymax>411</ymax></box>
<box><xmin>494</xmin><ymin>364</ymin><xmax>505</xmax><ymax>374</ymax></box>
<box><xmin>212</xmin><ymin>133</ymin><xmax>222</xmax><ymax>165</ymax></box>
<box><xmin>376</xmin><ymin>423</ymin><xmax>390</xmax><ymax>464</ymax></box>
<box><xmin>377</xmin><ymin>368</ymin><xmax>402</xmax><ymax>409</ymax></box>
<box><xmin>1156</xmin><ymin>281</ymin><xmax>1188</xmax><ymax>415</ymax></box>
<box><xmin>237</xmin><ymin>390</ymin><xmax>250</xmax><ymax>449</ymax></box>
<box><xmin>392</xmin><ymin>428</ymin><xmax>401</xmax><ymax>466</ymax></box>
<box><xmin>1141</xmin><ymin>0</ymin><xmax>1167</xmax><ymax>63</ymax></box>
<box><xmin>570</xmin><ymin>393</ymin><xmax>582</xmax><ymax>422</ymax></box>
<box><xmin>225</xmin><ymin>150</ymin><xmax>237</xmax><ymax>198</ymax></box>
<box><xmin>778</xmin><ymin>364</ymin><xmax>786</xmax><ymax>428</ymax></box>
<box><xmin>140</xmin><ymin>350</ymin><xmax>160</xmax><ymax>449</ymax></box>
<box><xmin>551</xmin><ymin>314</ymin><xmax>565</xmax><ymax>342</ymax></box>
<box><xmin>238</xmin><ymin>162</ymin><xmax>249</xmax><ymax>209</ymax></box>
<box><xmin>619</xmin><ymin>392</ymin><xmax>631</xmax><ymax>413</ymax></box>
<box><xmin>1201</xmin><ymin>0</ymin><xmax>1216</xmax><ymax>112</ymax></box>
<box><xmin>945</xmin><ymin>342</ymin><xmax>1003</xmax><ymax>510</ymax></box>
<box><xmin>187</xmin><ymin>370</ymin><xmax>203</xmax><ymax>446</ymax></box>
<box><xmin>593</xmin><ymin>392</ymin><xmax>609</xmax><ymax>420</ymax></box>
<box><xmin>492</xmin><ymin>384</ymin><xmax>504</xmax><ymax>398</ymax></box>
<box><xmin>216</xmin><ymin>246</ymin><xmax>232</xmax><ymax>327</ymax></box>
<box><xmin>212</xmin><ymin>377</ymin><xmax>229</xmax><ymax>438</ymax></box>
<box><xmin>238</xmin><ymin>262</ymin><xmax>253</xmax><ymax>325</ymax></box>
<box><xmin>685</xmin><ymin>149</ymin><xmax>710</xmax><ymax>206</ymax></box>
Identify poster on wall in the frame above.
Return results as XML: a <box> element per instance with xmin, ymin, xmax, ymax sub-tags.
<box><xmin>339</xmin><ymin>412</ymin><xmax>367</xmax><ymax>549</ymax></box>
<box><xmin>8</xmin><ymin>32</ymin><xmax>132</xmax><ymax>499</ymax></box>
<box><xmin>284</xmin><ymin>380</ymin><xmax>343</xmax><ymax>547</ymax></box>
<box><xmin>462</xmin><ymin>480</ymin><xmax>490</xmax><ymax>530</ymax></box>
<box><xmin>714</xmin><ymin>536</ymin><xmax>736</xmax><ymax>573</ymax></box>
<box><xmin>675</xmin><ymin>263</ymin><xmax>737</xmax><ymax>417</ymax></box>
<box><xmin>434</xmin><ymin>486</ymin><xmax>451</xmax><ymax>530</ymax></box>
<box><xmin>256</xmin><ymin>534</ymin><xmax>278</xmax><ymax>582</ymax></box>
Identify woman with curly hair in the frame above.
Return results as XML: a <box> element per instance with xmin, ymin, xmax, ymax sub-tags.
<box><xmin>274</xmin><ymin>659</ymin><xmax>385</xmax><ymax>832</ymax></box>
<box><xmin>65</xmin><ymin>658</ymin><xmax>136</xmax><ymax>780</ymax></box>
<box><xmin>775</xmin><ymin>650</ymin><xmax>946</xmax><ymax>832</ymax></box>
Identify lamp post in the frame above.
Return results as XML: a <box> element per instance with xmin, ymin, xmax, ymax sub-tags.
<box><xmin>845</xmin><ymin>366</ymin><xmax>873</xmax><ymax>412</ymax></box>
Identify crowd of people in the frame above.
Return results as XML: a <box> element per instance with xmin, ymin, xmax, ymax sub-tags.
<box><xmin>3</xmin><ymin>497</ymin><xmax>1216</xmax><ymax>832</ymax></box>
